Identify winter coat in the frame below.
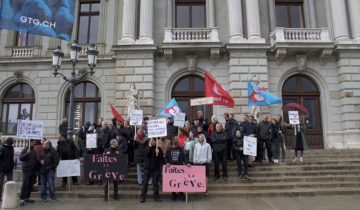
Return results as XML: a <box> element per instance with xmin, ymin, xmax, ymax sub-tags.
<box><xmin>39</xmin><ymin>147</ymin><xmax>59</xmax><ymax>174</ymax></box>
<box><xmin>104</xmin><ymin>146</ymin><xmax>119</xmax><ymax>155</ymax></box>
<box><xmin>242</xmin><ymin>122</ymin><xmax>257</xmax><ymax>137</ymax></box>
<box><xmin>133</xmin><ymin>135</ymin><xmax>148</xmax><ymax>163</ymax></box>
<box><xmin>197</xmin><ymin>117</ymin><xmax>209</xmax><ymax>131</ymax></box>
<box><xmin>166</xmin><ymin>123</ymin><xmax>178</xmax><ymax>140</ymax></box>
<box><xmin>292</xmin><ymin>123</ymin><xmax>309</xmax><ymax>150</ymax></box>
<box><xmin>193</xmin><ymin>141</ymin><xmax>212</xmax><ymax>164</ymax></box>
<box><xmin>98</xmin><ymin>128</ymin><xmax>112</xmax><ymax>148</ymax></box>
<box><xmin>158</xmin><ymin>139</ymin><xmax>171</xmax><ymax>158</ymax></box>
<box><xmin>58</xmin><ymin>121</ymin><xmax>68</xmax><ymax>137</ymax></box>
<box><xmin>57</xmin><ymin>139</ymin><xmax>78</xmax><ymax>160</ymax></box>
<box><xmin>78</xmin><ymin>126</ymin><xmax>90</xmax><ymax>145</ymax></box>
<box><xmin>117</xmin><ymin>138</ymin><xmax>128</xmax><ymax>155</ymax></box>
<box><xmin>143</xmin><ymin>144</ymin><xmax>163</xmax><ymax>171</ymax></box>
<box><xmin>272</xmin><ymin>123</ymin><xmax>284</xmax><ymax>141</ymax></box>
<box><xmin>183</xmin><ymin>137</ymin><xmax>198</xmax><ymax>163</ymax></box>
<box><xmin>166</xmin><ymin>146</ymin><xmax>187</xmax><ymax>165</ymax></box>
<box><xmin>225</xmin><ymin>119</ymin><xmax>238</xmax><ymax>140</ymax></box>
<box><xmin>233</xmin><ymin>136</ymin><xmax>244</xmax><ymax>153</ymax></box>
<box><xmin>112</xmin><ymin>125</ymin><xmax>129</xmax><ymax>140</ymax></box>
<box><xmin>20</xmin><ymin>147</ymin><xmax>39</xmax><ymax>171</ymax></box>
<box><xmin>0</xmin><ymin>144</ymin><xmax>14</xmax><ymax>173</ymax></box>
<box><xmin>257</xmin><ymin>120</ymin><xmax>272</xmax><ymax>140</ymax></box>
<box><xmin>211</xmin><ymin>131</ymin><xmax>226</xmax><ymax>152</ymax></box>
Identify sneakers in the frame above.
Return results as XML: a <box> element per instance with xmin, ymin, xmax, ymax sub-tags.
<box><xmin>50</xmin><ymin>198</ymin><xmax>57</xmax><ymax>202</ymax></box>
<box><xmin>293</xmin><ymin>157</ymin><xmax>298</xmax><ymax>162</ymax></box>
<box><xmin>274</xmin><ymin>159</ymin><xmax>279</xmax><ymax>163</ymax></box>
<box><xmin>20</xmin><ymin>200</ymin><xmax>25</xmax><ymax>206</ymax></box>
<box><xmin>42</xmin><ymin>199</ymin><xmax>47</xmax><ymax>202</ymax></box>
<box><xmin>300</xmin><ymin>157</ymin><xmax>303</xmax><ymax>162</ymax></box>
<box><xmin>205</xmin><ymin>190</ymin><xmax>209</xmax><ymax>196</ymax></box>
<box><xmin>25</xmin><ymin>198</ymin><xmax>35</xmax><ymax>203</ymax></box>
<box><xmin>140</xmin><ymin>197</ymin><xmax>145</xmax><ymax>203</ymax></box>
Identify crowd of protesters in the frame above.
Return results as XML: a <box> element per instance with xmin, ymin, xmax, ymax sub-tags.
<box><xmin>0</xmin><ymin>110</ymin><xmax>310</xmax><ymax>205</ymax></box>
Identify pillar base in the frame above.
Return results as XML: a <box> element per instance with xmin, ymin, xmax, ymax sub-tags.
<box><xmin>118</xmin><ymin>37</ymin><xmax>136</xmax><ymax>45</ymax></box>
<box><xmin>229</xmin><ymin>35</ymin><xmax>245</xmax><ymax>43</ymax></box>
<box><xmin>136</xmin><ymin>36</ymin><xmax>154</xmax><ymax>45</ymax></box>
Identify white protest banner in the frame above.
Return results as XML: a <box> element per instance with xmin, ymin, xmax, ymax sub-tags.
<box><xmin>148</xmin><ymin>118</ymin><xmax>167</xmax><ymax>138</ymax></box>
<box><xmin>174</xmin><ymin>112</ymin><xmax>186</xmax><ymax>127</ymax></box>
<box><xmin>288</xmin><ymin>111</ymin><xmax>300</xmax><ymax>124</ymax></box>
<box><xmin>243</xmin><ymin>136</ymin><xmax>257</xmax><ymax>156</ymax></box>
<box><xmin>86</xmin><ymin>133</ymin><xmax>97</xmax><ymax>149</ymax></box>
<box><xmin>56</xmin><ymin>160</ymin><xmax>81</xmax><ymax>177</ymax></box>
<box><xmin>16</xmin><ymin>120</ymin><xmax>44</xmax><ymax>139</ymax></box>
<box><xmin>130</xmin><ymin>110</ymin><xmax>143</xmax><ymax>126</ymax></box>
<box><xmin>190</xmin><ymin>97</ymin><xmax>214</xmax><ymax>106</ymax></box>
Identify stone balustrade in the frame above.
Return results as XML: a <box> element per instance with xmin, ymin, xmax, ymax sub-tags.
<box><xmin>271</xmin><ymin>27</ymin><xmax>332</xmax><ymax>43</ymax></box>
<box><xmin>164</xmin><ymin>28</ymin><xmax>219</xmax><ymax>43</ymax></box>
<box><xmin>12</xmin><ymin>47</ymin><xmax>34</xmax><ymax>57</ymax></box>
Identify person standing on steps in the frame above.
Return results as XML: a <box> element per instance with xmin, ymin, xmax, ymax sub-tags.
<box><xmin>211</xmin><ymin>123</ymin><xmax>228</xmax><ymax>181</ymax></box>
<box><xmin>39</xmin><ymin>140</ymin><xmax>59</xmax><ymax>202</ymax></box>
<box><xmin>103</xmin><ymin>139</ymin><xmax>121</xmax><ymax>201</ymax></box>
<box><xmin>57</xmin><ymin>134</ymin><xmax>78</xmax><ymax>187</ymax></box>
<box><xmin>0</xmin><ymin>137</ymin><xmax>15</xmax><ymax>202</ymax></box>
<box><xmin>293</xmin><ymin>119</ymin><xmax>310</xmax><ymax>162</ymax></box>
<box><xmin>140</xmin><ymin>138</ymin><xmax>163</xmax><ymax>203</ymax></box>
<box><xmin>133</xmin><ymin>128</ymin><xmax>148</xmax><ymax>186</ymax></box>
<box><xmin>183</xmin><ymin>130</ymin><xmax>199</xmax><ymax>164</ymax></box>
<box><xmin>233</xmin><ymin>130</ymin><xmax>250</xmax><ymax>180</ymax></box>
<box><xmin>224</xmin><ymin>113</ymin><xmax>238</xmax><ymax>162</ymax></box>
<box><xmin>241</xmin><ymin>115</ymin><xmax>257</xmax><ymax>167</ymax></box>
<box><xmin>19</xmin><ymin>139</ymin><xmax>39</xmax><ymax>206</ymax></box>
<box><xmin>277</xmin><ymin>115</ymin><xmax>290</xmax><ymax>162</ymax></box>
<box><xmin>58</xmin><ymin>116</ymin><xmax>68</xmax><ymax>138</ymax></box>
<box><xmin>193</xmin><ymin>134</ymin><xmax>212</xmax><ymax>195</ymax></box>
<box><xmin>256</xmin><ymin>115</ymin><xmax>273</xmax><ymax>163</ymax></box>
<box><xmin>271</xmin><ymin>118</ymin><xmax>284</xmax><ymax>163</ymax></box>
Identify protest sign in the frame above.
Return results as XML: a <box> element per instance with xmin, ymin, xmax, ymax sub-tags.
<box><xmin>130</xmin><ymin>110</ymin><xmax>143</xmax><ymax>126</ymax></box>
<box><xmin>190</xmin><ymin>97</ymin><xmax>214</xmax><ymax>106</ymax></box>
<box><xmin>162</xmin><ymin>165</ymin><xmax>206</xmax><ymax>192</ymax></box>
<box><xmin>174</xmin><ymin>112</ymin><xmax>186</xmax><ymax>127</ymax></box>
<box><xmin>16</xmin><ymin>120</ymin><xmax>43</xmax><ymax>139</ymax></box>
<box><xmin>288</xmin><ymin>111</ymin><xmax>300</xmax><ymax>124</ymax></box>
<box><xmin>86</xmin><ymin>133</ymin><xmax>97</xmax><ymax>149</ymax></box>
<box><xmin>84</xmin><ymin>154</ymin><xmax>128</xmax><ymax>181</ymax></box>
<box><xmin>243</xmin><ymin>136</ymin><xmax>257</xmax><ymax>156</ymax></box>
<box><xmin>56</xmin><ymin>160</ymin><xmax>81</xmax><ymax>177</ymax></box>
<box><xmin>147</xmin><ymin>119</ymin><xmax>167</xmax><ymax>138</ymax></box>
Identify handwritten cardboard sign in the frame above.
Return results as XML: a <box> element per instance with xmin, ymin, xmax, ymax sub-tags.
<box><xmin>16</xmin><ymin>120</ymin><xmax>44</xmax><ymax>139</ymax></box>
<box><xmin>190</xmin><ymin>97</ymin><xmax>214</xmax><ymax>106</ymax></box>
<box><xmin>288</xmin><ymin>111</ymin><xmax>300</xmax><ymax>124</ymax></box>
<box><xmin>86</xmin><ymin>133</ymin><xmax>97</xmax><ymax>149</ymax></box>
<box><xmin>130</xmin><ymin>110</ymin><xmax>143</xmax><ymax>126</ymax></box>
<box><xmin>174</xmin><ymin>112</ymin><xmax>186</xmax><ymax>127</ymax></box>
<box><xmin>243</xmin><ymin>136</ymin><xmax>257</xmax><ymax>156</ymax></box>
<box><xmin>84</xmin><ymin>154</ymin><xmax>128</xmax><ymax>181</ymax></box>
<box><xmin>56</xmin><ymin>160</ymin><xmax>81</xmax><ymax>177</ymax></box>
<box><xmin>162</xmin><ymin>165</ymin><xmax>206</xmax><ymax>192</ymax></box>
<box><xmin>148</xmin><ymin>118</ymin><xmax>167</xmax><ymax>138</ymax></box>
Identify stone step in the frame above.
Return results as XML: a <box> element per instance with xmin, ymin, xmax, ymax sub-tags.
<box><xmin>28</xmin><ymin>187</ymin><xmax>360</xmax><ymax>199</ymax></box>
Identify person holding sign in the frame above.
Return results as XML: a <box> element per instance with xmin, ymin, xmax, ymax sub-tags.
<box><xmin>140</xmin><ymin>138</ymin><xmax>163</xmax><ymax>203</ymax></box>
<box><xmin>211</xmin><ymin>123</ymin><xmax>228</xmax><ymax>181</ymax></box>
<box><xmin>183</xmin><ymin>130</ymin><xmax>199</xmax><ymax>164</ymax></box>
<box><xmin>233</xmin><ymin>130</ymin><xmax>249</xmax><ymax>179</ymax></box>
<box><xmin>193</xmin><ymin>134</ymin><xmax>212</xmax><ymax>195</ymax></box>
<box><xmin>103</xmin><ymin>139</ymin><xmax>121</xmax><ymax>201</ymax></box>
<box><xmin>39</xmin><ymin>140</ymin><xmax>59</xmax><ymax>202</ymax></box>
<box><xmin>57</xmin><ymin>134</ymin><xmax>79</xmax><ymax>187</ymax></box>
<box><xmin>134</xmin><ymin>128</ymin><xmax>148</xmax><ymax>186</ymax></box>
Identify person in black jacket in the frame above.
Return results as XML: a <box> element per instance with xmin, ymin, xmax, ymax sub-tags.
<box><xmin>58</xmin><ymin>116</ymin><xmax>68</xmax><ymax>139</ymax></box>
<box><xmin>116</xmin><ymin>134</ymin><xmax>128</xmax><ymax>155</ymax></box>
<box><xmin>78</xmin><ymin>121</ymin><xmax>91</xmax><ymax>158</ymax></box>
<box><xmin>212</xmin><ymin>123</ymin><xmax>228</xmax><ymax>181</ymax></box>
<box><xmin>165</xmin><ymin>138</ymin><xmax>188</xmax><ymax>201</ymax></box>
<box><xmin>256</xmin><ymin>115</ymin><xmax>273</xmax><ymax>163</ymax></box>
<box><xmin>166</xmin><ymin>118</ymin><xmax>178</xmax><ymax>140</ymax></box>
<box><xmin>103</xmin><ymin>139</ymin><xmax>121</xmax><ymax>201</ymax></box>
<box><xmin>57</xmin><ymin>134</ymin><xmax>78</xmax><ymax>186</ymax></box>
<box><xmin>97</xmin><ymin>121</ymin><xmax>112</xmax><ymax>153</ymax></box>
<box><xmin>124</xmin><ymin>120</ymin><xmax>134</xmax><ymax>163</ymax></box>
<box><xmin>224</xmin><ymin>113</ymin><xmax>238</xmax><ymax>161</ymax></box>
<box><xmin>0</xmin><ymin>137</ymin><xmax>15</xmax><ymax>201</ymax></box>
<box><xmin>39</xmin><ymin>140</ymin><xmax>59</xmax><ymax>202</ymax></box>
<box><xmin>233</xmin><ymin>130</ymin><xmax>249</xmax><ymax>179</ymax></box>
<box><xmin>19</xmin><ymin>139</ymin><xmax>38</xmax><ymax>206</ymax></box>
<box><xmin>140</xmin><ymin>138</ymin><xmax>163</xmax><ymax>203</ymax></box>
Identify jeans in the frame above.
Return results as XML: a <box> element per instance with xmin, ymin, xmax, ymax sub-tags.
<box><xmin>136</xmin><ymin>163</ymin><xmax>152</xmax><ymax>185</ymax></box>
<box><xmin>272</xmin><ymin>137</ymin><xmax>281</xmax><ymax>160</ymax></box>
<box><xmin>213</xmin><ymin>151</ymin><xmax>227</xmax><ymax>178</ymax></box>
<box><xmin>81</xmin><ymin>141</ymin><xmax>86</xmax><ymax>158</ymax></box>
<box><xmin>104</xmin><ymin>181</ymin><xmax>118</xmax><ymax>199</ymax></box>
<box><xmin>258</xmin><ymin>138</ymin><xmax>272</xmax><ymax>162</ymax></box>
<box><xmin>0</xmin><ymin>171</ymin><xmax>13</xmax><ymax>199</ymax></box>
<box><xmin>141</xmin><ymin>169</ymin><xmax>160</xmax><ymax>200</ymax></box>
<box><xmin>226</xmin><ymin>139</ymin><xmax>233</xmax><ymax>160</ymax></box>
<box><xmin>280</xmin><ymin>135</ymin><xmax>286</xmax><ymax>161</ymax></box>
<box><xmin>20</xmin><ymin>169</ymin><xmax>36</xmax><ymax>200</ymax></box>
<box><xmin>40</xmin><ymin>170</ymin><xmax>56</xmax><ymax>200</ymax></box>
<box><xmin>234</xmin><ymin>151</ymin><xmax>248</xmax><ymax>176</ymax></box>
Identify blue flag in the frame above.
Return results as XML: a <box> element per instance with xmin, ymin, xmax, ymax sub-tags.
<box><xmin>158</xmin><ymin>98</ymin><xmax>182</xmax><ymax>119</ymax></box>
<box><xmin>248</xmin><ymin>82</ymin><xmax>283</xmax><ymax>106</ymax></box>
<box><xmin>0</xmin><ymin>0</ymin><xmax>75</xmax><ymax>41</ymax></box>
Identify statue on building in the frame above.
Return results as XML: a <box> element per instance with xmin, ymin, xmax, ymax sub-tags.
<box><xmin>186</xmin><ymin>55</ymin><xmax>197</xmax><ymax>71</ymax></box>
<box><xmin>297</xmin><ymin>54</ymin><xmax>307</xmax><ymax>71</ymax></box>
<box><xmin>127</xmin><ymin>83</ymin><xmax>140</xmax><ymax>119</ymax></box>
<box><xmin>249</xmin><ymin>74</ymin><xmax>261</xmax><ymax>120</ymax></box>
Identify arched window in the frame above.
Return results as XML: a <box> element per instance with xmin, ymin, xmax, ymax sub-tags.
<box><xmin>1</xmin><ymin>83</ymin><xmax>35</xmax><ymax>134</ymax></box>
<box><xmin>65</xmin><ymin>82</ymin><xmax>101</xmax><ymax>130</ymax></box>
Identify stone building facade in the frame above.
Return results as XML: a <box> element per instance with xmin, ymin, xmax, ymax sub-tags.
<box><xmin>0</xmin><ymin>0</ymin><xmax>359</xmax><ymax>149</ymax></box>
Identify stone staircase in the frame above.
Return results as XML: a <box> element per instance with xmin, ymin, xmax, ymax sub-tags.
<box><xmin>17</xmin><ymin>149</ymin><xmax>360</xmax><ymax>199</ymax></box>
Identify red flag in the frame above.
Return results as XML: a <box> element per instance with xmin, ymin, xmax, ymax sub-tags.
<box><xmin>108</xmin><ymin>102</ymin><xmax>125</xmax><ymax>122</ymax></box>
<box><xmin>205</xmin><ymin>73</ymin><xmax>234</xmax><ymax>108</ymax></box>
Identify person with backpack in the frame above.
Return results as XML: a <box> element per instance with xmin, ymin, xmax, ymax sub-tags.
<box><xmin>0</xmin><ymin>137</ymin><xmax>15</xmax><ymax>201</ymax></box>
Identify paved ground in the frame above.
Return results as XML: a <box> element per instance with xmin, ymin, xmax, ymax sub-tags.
<box><xmin>2</xmin><ymin>196</ymin><xmax>360</xmax><ymax>210</ymax></box>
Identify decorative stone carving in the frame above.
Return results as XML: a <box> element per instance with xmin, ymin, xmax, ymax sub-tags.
<box><xmin>186</xmin><ymin>55</ymin><xmax>197</xmax><ymax>71</ymax></box>
<box><xmin>210</xmin><ymin>48</ymin><xmax>220</xmax><ymax>66</ymax></box>
<box><xmin>13</xmin><ymin>71</ymin><xmax>22</xmax><ymax>82</ymax></box>
<box><xmin>319</xmin><ymin>49</ymin><xmax>333</xmax><ymax>66</ymax></box>
<box><xmin>275</xmin><ymin>48</ymin><xmax>286</xmax><ymax>66</ymax></box>
<box><xmin>164</xmin><ymin>49</ymin><xmax>173</xmax><ymax>66</ymax></box>
<box><xmin>127</xmin><ymin>83</ymin><xmax>140</xmax><ymax>119</ymax></box>
<box><xmin>296</xmin><ymin>54</ymin><xmax>307</xmax><ymax>71</ymax></box>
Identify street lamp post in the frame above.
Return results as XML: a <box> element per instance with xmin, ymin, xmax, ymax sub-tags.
<box><xmin>52</xmin><ymin>42</ymin><xmax>98</xmax><ymax>141</ymax></box>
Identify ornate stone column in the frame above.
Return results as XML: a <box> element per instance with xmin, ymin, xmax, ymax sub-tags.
<box><xmin>119</xmin><ymin>0</ymin><xmax>136</xmax><ymax>44</ymax></box>
<box><xmin>138</xmin><ymin>0</ymin><xmax>154</xmax><ymax>44</ymax></box>
<box><xmin>245</xmin><ymin>0</ymin><xmax>261</xmax><ymax>39</ymax></box>
<box><xmin>268</xmin><ymin>0</ymin><xmax>276</xmax><ymax>33</ymax></box>
<box><xmin>329</xmin><ymin>0</ymin><xmax>349</xmax><ymax>40</ymax></box>
<box><xmin>208</xmin><ymin>0</ymin><xmax>216</xmax><ymax>28</ymax></box>
<box><xmin>228</xmin><ymin>0</ymin><xmax>244</xmax><ymax>43</ymax></box>
<box><xmin>308</xmin><ymin>0</ymin><xmax>317</xmax><ymax>28</ymax></box>
<box><xmin>348</xmin><ymin>0</ymin><xmax>360</xmax><ymax>39</ymax></box>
